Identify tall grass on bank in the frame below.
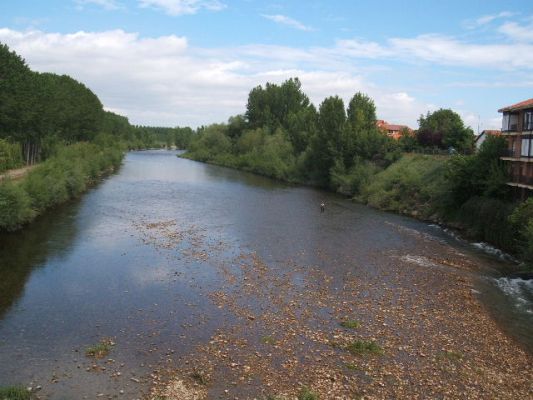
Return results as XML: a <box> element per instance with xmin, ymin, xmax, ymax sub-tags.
<box><xmin>0</xmin><ymin>138</ymin><xmax>124</xmax><ymax>231</ymax></box>
<box><xmin>358</xmin><ymin>154</ymin><xmax>448</xmax><ymax>218</ymax></box>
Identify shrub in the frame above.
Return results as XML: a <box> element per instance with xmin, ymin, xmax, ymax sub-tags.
<box><xmin>0</xmin><ymin>140</ymin><xmax>124</xmax><ymax>232</ymax></box>
<box><xmin>457</xmin><ymin>196</ymin><xmax>516</xmax><ymax>251</ymax></box>
<box><xmin>0</xmin><ymin>181</ymin><xmax>34</xmax><ymax>231</ymax></box>
<box><xmin>359</xmin><ymin>154</ymin><xmax>447</xmax><ymax>217</ymax></box>
<box><xmin>509</xmin><ymin>199</ymin><xmax>533</xmax><ymax>264</ymax></box>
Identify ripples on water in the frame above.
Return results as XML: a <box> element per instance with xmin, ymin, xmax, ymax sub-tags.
<box><xmin>493</xmin><ymin>277</ymin><xmax>533</xmax><ymax>315</ymax></box>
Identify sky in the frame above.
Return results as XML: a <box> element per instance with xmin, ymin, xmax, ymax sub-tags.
<box><xmin>0</xmin><ymin>0</ymin><xmax>532</xmax><ymax>130</ymax></box>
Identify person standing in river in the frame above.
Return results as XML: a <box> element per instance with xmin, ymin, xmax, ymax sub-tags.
<box><xmin>320</xmin><ymin>202</ymin><xmax>325</xmax><ymax>213</ymax></box>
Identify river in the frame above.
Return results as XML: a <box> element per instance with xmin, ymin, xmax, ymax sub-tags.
<box><xmin>0</xmin><ymin>150</ymin><xmax>531</xmax><ymax>399</ymax></box>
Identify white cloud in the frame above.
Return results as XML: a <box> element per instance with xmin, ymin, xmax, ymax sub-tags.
<box><xmin>138</xmin><ymin>0</ymin><xmax>226</xmax><ymax>16</ymax></box>
<box><xmin>382</xmin><ymin>34</ymin><xmax>533</xmax><ymax>69</ymax></box>
<box><xmin>499</xmin><ymin>21</ymin><xmax>533</xmax><ymax>43</ymax></box>
<box><xmin>262</xmin><ymin>14</ymin><xmax>313</xmax><ymax>31</ymax></box>
<box><xmin>2</xmin><ymin>27</ymin><xmax>524</xmax><ymax>130</ymax></box>
<box><xmin>75</xmin><ymin>0</ymin><xmax>122</xmax><ymax>10</ymax></box>
<box><xmin>464</xmin><ymin>11</ymin><xmax>514</xmax><ymax>29</ymax></box>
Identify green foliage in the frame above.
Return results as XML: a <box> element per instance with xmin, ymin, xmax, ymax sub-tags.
<box><xmin>339</xmin><ymin>320</ymin><xmax>360</xmax><ymax>329</ymax></box>
<box><xmin>0</xmin><ymin>139</ymin><xmax>124</xmax><ymax>232</ymax></box>
<box><xmin>185</xmin><ymin>79</ymin><xmax>398</xmax><ymax>192</ymax></box>
<box><xmin>0</xmin><ymin>386</ymin><xmax>32</xmax><ymax>400</ymax></box>
<box><xmin>246</xmin><ymin>78</ymin><xmax>310</xmax><ymax>130</ymax></box>
<box><xmin>0</xmin><ymin>140</ymin><xmax>23</xmax><ymax>172</ymax></box>
<box><xmin>85</xmin><ymin>338</ymin><xmax>115</xmax><ymax>358</ymax></box>
<box><xmin>298</xmin><ymin>387</ymin><xmax>319</xmax><ymax>400</ymax></box>
<box><xmin>0</xmin><ymin>181</ymin><xmax>34</xmax><ymax>231</ymax></box>
<box><xmin>417</xmin><ymin>109</ymin><xmax>474</xmax><ymax>152</ymax></box>
<box><xmin>359</xmin><ymin>154</ymin><xmax>448</xmax><ymax>217</ymax></box>
<box><xmin>346</xmin><ymin>340</ymin><xmax>383</xmax><ymax>355</ymax></box>
<box><xmin>457</xmin><ymin>197</ymin><xmax>516</xmax><ymax>251</ymax></box>
<box><xmin>330</xmin><ymin>159</ymin><xmax>381</xmax><ymax>196</ymax></box>
<box><xmin>444</xmin><ymin>135</ymin><xmax>510</xmax><ymax>209</ymax></box>
<box><xmin>509</xmin><ymin>199</ymin><xmax>533</xmax><ymax>264</ymax></box>
<box><xmin>398</xmin><ymin>128</ymin><xmax>418</xmax><ymax>151</ymax></box>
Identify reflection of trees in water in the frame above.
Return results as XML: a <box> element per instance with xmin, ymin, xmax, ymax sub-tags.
<box><xmin>202</xmin><ymin>162</ymin><xmax>290</xmax><ymax>190</ymax></box>
<box><xmin>0</xmin><ymin>200</ymin><xmax>81</xmax><ymax>318</ymax></box>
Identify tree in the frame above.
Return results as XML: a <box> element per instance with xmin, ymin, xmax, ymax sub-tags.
<box><xmin>445</xmin><ymin>135</ymin><xmax>509</xmax><ymax>207</ymax></box>
<box><xmin>305</xmin><ymin>96</ymin><xmax>346</xmax><ymax>185</ymax></box>
<box><xmin>417</xmin><ymin>109</ymin><xmax>474</xmax><ymax>152</ymax></box>
<box><xmin>245</xmin><ymin>78</ymin><xmax>310</xmax><ymax>130</ymax></box>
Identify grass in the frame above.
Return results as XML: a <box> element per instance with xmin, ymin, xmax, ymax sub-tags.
<box><xmin>346</xmin><ymin>340</ymin><xmax>383</xmax><ymax>355</ymax></box>
<box><xmin>358</xmin><ymin>154</ymin><xmax>448</xmax><ymax>219</ymax></box>
<box><xmin>0</xmin><ymin>386</ymin><xmax>32</xmax><ymax>400</ymax></box>
<box><xmin>298</xmin><ymin>387</ymin><xmax>318</xmax><ymax>400</ymax></box>
<box><xmin>339</xmin><ymin>320</ymin><xmax>360</xmax><ymax>329</ymax></box>
<box><xmin>85</xmin><ymin>338</ymin><xmax>115</xmax><ymax>358</ymax></box>
<box><xmin>436</xmin><ymin>350</ymin><xmax>463</xmax><ymax>362</ymax></box>
<box><xmin>260</xmin><ymin>335</ymin><xmax>277</xmax><ymax>345</ymax></box>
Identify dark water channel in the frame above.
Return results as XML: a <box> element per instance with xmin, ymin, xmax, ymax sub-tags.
<box><xmin>0</xmin><ymin>150</ymin><xmax>531</xmax><ymax>399</ymax></box>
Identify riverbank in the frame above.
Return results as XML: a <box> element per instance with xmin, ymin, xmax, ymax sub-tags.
<box><xmin>0</xmin><ymin>151</ymin><xmax>530</xmax><ymax>399</ymax></box>
<box><xmin>181</xmin><ymin>151</ymin><xmax>530</xmax><ymax>271</ymax></box>
<box><xmin>141</xmin><ymin>208</ymin><xmax>532</xmax><ymax>399</ymax></box>
<box><xmin>0</xmin><ymin>141</ymin><xmax>124</xmax><ymax>232</ymax></box>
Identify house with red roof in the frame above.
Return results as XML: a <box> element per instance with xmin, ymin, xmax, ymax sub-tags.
<box><xmin>499</xmin><ymin>98</ymin><xmax>533</xmax><ymax>196</ymax></box>
<box><xmin>376</xmin><ymin>120</ymin><xmax>413</xmax><ymax>140</ymax></box>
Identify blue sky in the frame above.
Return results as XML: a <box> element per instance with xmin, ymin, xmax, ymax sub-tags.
<box><xmin>1</xmin><ymin>0</ymin><xmax>532</xmax><ymax>130</ymax></box>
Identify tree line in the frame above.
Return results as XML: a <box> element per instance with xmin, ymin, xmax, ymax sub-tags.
<box><xmin>0</xmin><ymin>43</ymin><xmax>193</xmax><ymax>168</ymax></box>
<box><xmin>185</xmin><ymin>77</ymin><xmax>476</xmax><ymax>193</ymax></box>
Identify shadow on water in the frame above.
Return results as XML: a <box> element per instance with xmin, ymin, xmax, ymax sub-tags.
<box><xmin>0</xmin><ymin>199</ymin><xmax>82</xmax><ymax>319</ymax></box>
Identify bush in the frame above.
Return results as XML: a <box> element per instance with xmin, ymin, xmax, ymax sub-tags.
<box><xmin>509</xmin><ymin>199</ymin><xmax>533</xmax><ymax>264</ymax></box>
<box><xmin>0</xmin><ymin>140</ymin><xmax>124</xmax><ymax>231</ymax></box>
<box><xmin>457</xmin><ymin>196</ymin><xmax>516</xmax><ymax>251</ymax></box>
<box><xmin>359</xmin><ymin>154</ymin><xmax>447</xmax><ymax>217</ymax></box>
<box><xmin>0</xmin><ymin>181</ymin><xmax>34</xmax><ymax>231</ymax></box>
<box><xmin>330</xmin><ymin>158</ymin><xmax>381</xmax><ymax>196</ymax></box>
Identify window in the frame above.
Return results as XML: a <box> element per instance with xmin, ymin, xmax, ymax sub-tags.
<box><xmin>502</xmin><ymin>113</ymin><xmax>519</xmax><ymax>131</ymax></box>
<box><xmin>502</xmin><ymin>113</ymin><xmax>509</xmax><ymax>131</ymax></box>
<box><xmin>521</xmin><ymin>136</ymin><xmax>531</xmax><ymax>157</ymax></box>
<box><xmin>524</xmin><ymin>110</ymin><xmax>533</xmax><ymax>131</ymax></box>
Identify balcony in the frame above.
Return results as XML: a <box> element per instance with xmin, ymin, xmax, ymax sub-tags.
<box><xmin>508</xmin><ymin>175</ymin><xmax>533</xmax><ymax>189</ymax></box>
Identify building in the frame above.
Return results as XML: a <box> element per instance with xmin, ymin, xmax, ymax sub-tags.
<box><xmin>499</xmin><ymin>98</ymin><xmax>533</xmax><ymax>195</ymax></box>
<box><xmin>376</xmin><ymin>120</ymin><xmax>413</xmax><ymax>140</ymax></box>
<box><xmin>474</xmin><ymin>129</ymin><xmax>501</xmax><ymax>150</ymax></box>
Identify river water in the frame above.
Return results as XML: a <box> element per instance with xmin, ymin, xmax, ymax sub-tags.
<box><xmin>0</xmin><ymin>150</ymin><xmax>531</xmax><ymax>399</ymax></box>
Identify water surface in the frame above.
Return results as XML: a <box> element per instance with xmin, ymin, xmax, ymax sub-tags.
<box><xmin>0</xmin><ymin>150</ymin><xmax>530</xmax><ymax>398</ymax></box>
